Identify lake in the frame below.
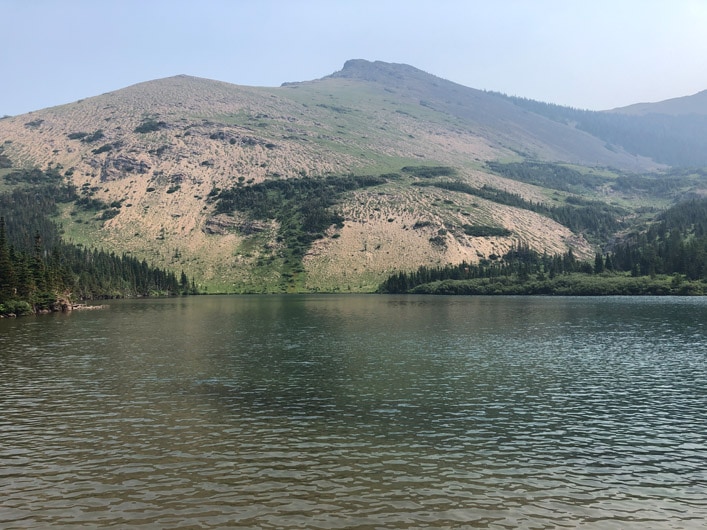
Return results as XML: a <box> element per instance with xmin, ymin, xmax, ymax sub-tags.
<box><xmin>1</xmin><ymin>295</ymin><xmax>706</xmax><ymax>529</ymax></box>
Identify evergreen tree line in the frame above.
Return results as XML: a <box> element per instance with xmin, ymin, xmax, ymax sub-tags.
<box><xmin>0</xmin><ymin>219</ymin><xmax>181</xmax><ymax>311</ymax></box>
<box><xmin>380</xmin><ymin>197</ymin><xmax>707</xmax><ymax>293</ymax></box>
<box><xmin>413</xmin><ymin>180</ymin><xmax>626</xmax><ymax>241</ymax></box>
<box><xmin>610</xmin><ymin>198</ymin><xmax>707</xmax><ymax>280</ymax></box>
<box><xmin>0</xmin><ymin>181</ymin><xmax>184</xmax><ymax>315</ymax></box>
<box><xmin>378</xmin><ymin>244</ymin><xmax>585</xmax><ymax>293</ymax></box>
<box><xmin>0</xmin><ymin>183</ymin><xmax>74</xmax><ymax>250</ymax></box>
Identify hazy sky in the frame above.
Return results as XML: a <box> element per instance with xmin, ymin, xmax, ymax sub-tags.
<box><xmin>3</xmin><ymin>0</ymin><xmax>707</xmax><ymax>116</ymax></box>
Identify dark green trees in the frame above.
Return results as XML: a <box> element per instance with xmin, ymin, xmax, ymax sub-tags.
<box><xmin>0</xmin><ymin>217</ymin><xmax>15</xmax><ymax>301</ymax></box>
<box><xmin>0</xmin><ymin>174</ymin><xmax>185</xmax><ymax>315</ymax></box>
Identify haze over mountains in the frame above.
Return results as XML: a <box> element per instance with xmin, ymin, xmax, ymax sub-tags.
<box><xmin>610</xmin><ymin>89</ymin><xmax>707</xmax><ymax>116</ymax></box>
<box><xmin>1</xmin><ymin>60</ymin><xmax>706</xmax><ymax>292</ymax></box>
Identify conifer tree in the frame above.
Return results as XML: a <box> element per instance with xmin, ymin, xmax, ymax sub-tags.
<box><xmin>0</xmin><ymin>217</ymin><xmax>16</xmax><ymax>301</ymax></box>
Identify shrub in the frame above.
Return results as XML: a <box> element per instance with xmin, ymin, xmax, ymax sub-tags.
<box><xmin>100</xmin><ymin>209</ymin><xmax>120</xmax><ymax>220</ymax></box>
<box><xmin>0</xmin><ymin>300</ymin><xmax>33</xmax><ymax>316</ymax></box>
<box><xmin>134</xmin><ymin>120</ymin><xmax>167</xmax><ymax>133</ymax></box>
<box><xmin>429</xmin><ymin>235</ymin><xmax>446</xmax><ymax>247</ymax></box>
<box><xmin>91</xmin><ymin>144</ymin><xmax>113</xmax><ymax>155</ymax></box>
<box><xmin>401</xmin><ymin>165</ymin><xmax>457</xmax><ymax>178</ymax></box>
<box><xmin>81</xmin><ymin>130</ymin><xmax>105</xmax><ymax>143</ymax></box>
<box><xmin>462</xmin><ymin>224</ymin><xmax>512</xmax><ymax>237</ymax></box>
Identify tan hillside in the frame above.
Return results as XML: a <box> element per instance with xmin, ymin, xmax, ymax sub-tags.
<box><xmin>1</xmin><ymin>61</ymin><xmax>654</xmax><ymax>292</ymax></box>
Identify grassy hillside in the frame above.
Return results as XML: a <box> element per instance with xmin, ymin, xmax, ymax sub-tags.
<box><xmin>1</xmin><ymin>61</ymin><xmax>706</xmax><ymax>293</ymax></box>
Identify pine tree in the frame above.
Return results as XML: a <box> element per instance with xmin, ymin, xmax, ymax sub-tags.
<box><xmin>0</xmin><ymin>217</ymin><xmax>16</xmax><ymax>301</ymax></box>
<box><xmin>31</xmin><ymin>232</ymin><xmax>48</xmax><ymax>293</ymax></box>
<box><xmin>14</xmin><ymin>254</ymin><xmax>35</xmax><ymax>301</ymax></box>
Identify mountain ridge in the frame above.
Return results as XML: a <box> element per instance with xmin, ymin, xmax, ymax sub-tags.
<box><xmin>611</xmin><ymin>89</ymin><xmax>707</xmax><ymax>116</ymax></box>
<box><xmin>1</xmin><ymin>60</ymin><xmax>706</xmax><ymax>293</ymax></box>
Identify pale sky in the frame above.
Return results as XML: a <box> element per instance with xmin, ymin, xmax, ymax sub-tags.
<box><xmin>2</xmin><ymin>0</ymin><xmax>707</xmax><ymax>116</ymax></box>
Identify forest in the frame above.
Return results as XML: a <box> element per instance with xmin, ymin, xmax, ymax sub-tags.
<box><xmin>379</xmin><ymin>197</ymin><xmax>707</xmax><ymax>295</ymax></box>
<box><xmin>0</xmin><ymin>170</ymin><xmax>189</xmax><ymax>316</ymax></box>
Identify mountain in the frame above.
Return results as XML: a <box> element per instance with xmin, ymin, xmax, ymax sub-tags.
<box><xmin>0</xmin><ymin>60</ymin><xmax>705</xmax><ymax>293</ymax></box>
<box><xmin>323</xmin><ymin>60</ymin><xmax>655</xmax><ymax>170</ymax></box>
<box><xmin>499</xmin><ymin>86</ymin><xmax>707</xmax><ymax>167</ymax></box>
<box><xmin>611</xmin><ymin>89</ymin><xmax>707</xmax><ymax>116</ymax></box>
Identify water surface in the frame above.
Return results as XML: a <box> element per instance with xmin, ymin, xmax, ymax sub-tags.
<box><xmin>1</xmin><ymin>295</ymin><xmax>706</xmax><ymax>528</ymax></box>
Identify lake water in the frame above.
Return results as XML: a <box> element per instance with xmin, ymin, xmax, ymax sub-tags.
<box><xmin>1</xmin><ymin>295</ymin><xmax>706</xmax><ymax>529</ymax></box>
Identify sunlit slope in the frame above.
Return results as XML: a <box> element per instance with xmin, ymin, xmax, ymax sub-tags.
<box><xmin>0</xmin><ymin>61</ymin><xmax>662</xmax><ymax>292</ymax></box>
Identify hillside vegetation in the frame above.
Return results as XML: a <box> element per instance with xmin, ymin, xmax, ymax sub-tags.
<box><xmin>380</xmin><ymin>196</ymin><xmax>707</xmax><ymax>295</ymax></box>
<box><xmin>0</xmin><ymin>173</ymin><xmax>187</xmax><ymax>315</ymax></box>
<box><xmin>1</xmin><ymin>60</ymin><xmax>706</xmax><ymax>295</ymax></box>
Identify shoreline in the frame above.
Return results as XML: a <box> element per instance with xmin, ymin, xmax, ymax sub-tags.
<box><xmin>1</xmin><ymin>302</ymin><xmax>108</xmax><ymax>318</ymax></box>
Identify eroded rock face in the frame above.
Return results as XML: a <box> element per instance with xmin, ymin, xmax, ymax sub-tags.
<box><xmin>101</xmin><ymin>156</ymin><xmax>151</xmax><ymax>181</ymax></box>
<box><xmin>203</xmin><ymin>214</ymin><xmax>239</xmax><ymax>235</ymax></box>
<box><xmin>203</xmin><ymin>213</ymin><xmax>269</xmax><ymax>236</ymax></box>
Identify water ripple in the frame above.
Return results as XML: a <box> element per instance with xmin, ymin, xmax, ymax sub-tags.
<box><xmin>1</xmin><ymin>295</ymin><xmax>706</xmax><ymax>528</ymax></box>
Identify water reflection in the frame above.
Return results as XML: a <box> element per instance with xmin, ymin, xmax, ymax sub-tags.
<box><xmin>1</xmin><ymin>295</ymin><xmax>706</xmax><ymax>528</ymax></box>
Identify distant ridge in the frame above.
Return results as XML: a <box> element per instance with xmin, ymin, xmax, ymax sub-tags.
<box><xmin>611</xmin><ymin>89</ymin><xmax>707</xmax><ymax>116</ymax></box>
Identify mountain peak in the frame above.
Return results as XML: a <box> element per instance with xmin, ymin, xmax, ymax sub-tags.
<box><xmin>338</xmin><ymin>59</ymin><xmax>424</xmax><ymax>75</ymax></box>
<box><xmin>326</xmin><ymin>59</ymin><xmax>439</xmax><ymax>85</ymax></box>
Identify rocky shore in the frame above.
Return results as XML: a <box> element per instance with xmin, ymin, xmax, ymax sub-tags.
<box><xmin>1</xmin><ymin>300</ymin><xmax>108</xmax><ymax>318</ymax></box>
